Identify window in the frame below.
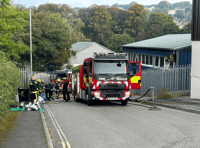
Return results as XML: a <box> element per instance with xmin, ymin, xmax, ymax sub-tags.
<box><xmin>146</xmin><ymin>55</ymin><xmax>149</xmax><ymax>64</ymax></box>
<box><xmin>160</xmin><ymin>57</ymin><xmax>164</xmax><ymax>67</ymax></box>
<box><xmin>155</xmin><ymin>56</ymin><xmax>159</xmax><ymax>66</ymax></box>
<box><xmin>139</xmin><ymin>54</ymin><xmax>141</xmax><ymax>62</ymax></box>
<box><xmin>142</xmin><ymin>55</ymin><xmax>145</xmax><ymax>64</ymax></box>
<box><xmin>150</xmin><ymin>56</ymin><xmax>153</xmax><ymax>65</ymax></box>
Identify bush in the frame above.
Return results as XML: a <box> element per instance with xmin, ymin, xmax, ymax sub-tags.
<box><xmin>157</xmin><ymin>87</ymin><xmax>173</xmax><ymax>99</ymax></box>
<box><xmin>0</xmin><ymin>51</ymin><xmax>23</xmax><ymax>119</ymax></box>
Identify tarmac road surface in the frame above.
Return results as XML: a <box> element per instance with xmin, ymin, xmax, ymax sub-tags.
<box><xmin>44</xmin><ymin>99</ymin><xmax>200</xmax><ymax>148</ymax></box>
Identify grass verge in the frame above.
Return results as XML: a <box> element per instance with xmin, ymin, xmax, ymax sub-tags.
<box><xmin>0</xmin><ymin>111</ymin><xmax>21</xmax><ymax>145</ymax></box>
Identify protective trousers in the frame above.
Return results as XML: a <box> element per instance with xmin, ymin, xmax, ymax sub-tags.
<box><xmin>45</xmin><ymin>90</ymin><xmax>52</xmax><ymax>101</ymax></box>
<box><xmin>31</xmin><ymin>91</ymin><xmax>38</xmax><ymax>103</ymax></box>
<box><xmin>63</xmin><ymin>90</ymin><xmax>70</xmax><ymax>101</ymax></box>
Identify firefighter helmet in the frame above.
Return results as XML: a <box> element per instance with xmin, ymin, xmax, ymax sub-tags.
<box><xmin>57</xmin><ymin>79</ymin><xmax>61</xmax><ymax>82</ymax></box>
<box><xmin>37</xmin><ymin>79</ymin><xmax>41</xmax><ymax>82</ymax></box>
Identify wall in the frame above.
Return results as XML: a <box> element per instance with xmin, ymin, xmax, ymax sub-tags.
<box><xmin>178</xmin><ymin>48</ymin><xmax>191</xmax><ymax>66</ymax></box>
<box><xmin>69</xmin><ymin>44</ymin><xmax>114</xmax><ymax>66</ymax></box>
<box><xmin>191</xmin><ymin>41</ymin><xmax>200</xmax><ymax>99</ymax></box>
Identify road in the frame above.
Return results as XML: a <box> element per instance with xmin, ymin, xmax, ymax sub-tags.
<box><xmin>43</xmin><ymin>99</ymin><xmax>200</xmax><ymax>148</ymax></box>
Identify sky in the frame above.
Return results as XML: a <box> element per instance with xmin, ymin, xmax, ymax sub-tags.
<box><xmin>14</xmin><ymin>0</ymin><xmax>193</xmax><ymax>8</ymax></box>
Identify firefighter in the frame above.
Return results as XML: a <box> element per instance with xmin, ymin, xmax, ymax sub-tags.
<box><xmin>29</xmin><ymin>76</ymin><xmax>38</xmax><ymax>104</ymax></box>
<box><xmin>45</xmin><ymin>83</ymin><xmax>54</xmax><ymax>101</ymax></box>
<box><xmin>55</xmin><ymin>79</ymin><xmax>61</xmax><ymax>99</ymax></box>
<box><xmin>42</xmin><ymin>80</ymin><xmax>45</xmax><ymax>93</ymax></box>
<box><xmin>37</xmin><ymin>79</ymin><xmax>43</xmax><ymax>96</ymax></box>
<box><xmin>62</xmin><ymin>78</ymin><xmax>70</xmax><ymax>102</ymax></box>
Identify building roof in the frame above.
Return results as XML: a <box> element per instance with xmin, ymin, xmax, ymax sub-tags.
<box><xmin>71</xmin><ymin>42</ymin><xmax>95</xmax><ymax>51</ymax></box>
<box><xmin>123</xmin><ymin>34</ymin><xmax>192</xmax><ymax>51</ymax></box>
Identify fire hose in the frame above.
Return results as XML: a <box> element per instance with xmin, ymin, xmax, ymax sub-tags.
<box><xmin>129</xmin><ymin>87</ymin><xmax>155</xmax><ymax>101</ymax></box>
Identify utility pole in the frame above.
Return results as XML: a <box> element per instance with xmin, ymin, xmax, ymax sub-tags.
<box><xmin>29</xmin><ymin>8</ymin><xmax>32</xmax><ymax>76</ymax></box>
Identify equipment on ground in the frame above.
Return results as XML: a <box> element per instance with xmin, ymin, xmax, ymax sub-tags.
<box><xmin>72</xmin><ymin>52</ymin><xmax>142</xmax><ymax>106</ymax></box>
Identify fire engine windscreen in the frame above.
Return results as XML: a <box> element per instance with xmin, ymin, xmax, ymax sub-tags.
<box><xmin>94</xmin><ymin>60</ymin><xmax>128</xmax><ymax>74</ymax></box>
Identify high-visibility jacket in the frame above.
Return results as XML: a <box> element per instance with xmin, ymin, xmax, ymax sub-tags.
<box><xmin>30</xmin><ymin>80</ymin><xmax>38</xmax><ymax>93</ymax></box>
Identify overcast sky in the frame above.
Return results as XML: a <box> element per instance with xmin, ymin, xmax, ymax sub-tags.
<box><xmin>15</xmin><ymin>0</ymin><xmax>193</xmax><ymax>8</ymax></box>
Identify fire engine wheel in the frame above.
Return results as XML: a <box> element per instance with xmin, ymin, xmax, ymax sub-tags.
<box><xmin>74</xmin><ymin>94</ymin><xmax>79</xmax><ymax>102</ymax></box>
<box><xmin>121</xmin><ymin>100</ymin><xmax>127</xmax><ymax>106</ymax></box>
<box><xmin>86</xmin><ymin>94</ymin><xmax>93</xmax><ymax>106</ymax></box>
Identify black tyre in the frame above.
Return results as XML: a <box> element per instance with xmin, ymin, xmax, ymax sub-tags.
<box><xmin>74</xmin><ymin>94</ymin><xmax>79</xmax><ymax>102</ymax></box>
<box><xmin>121</xmin><ymin>100</ymin><xmax>127</xmax><ymax>106</ymax></box>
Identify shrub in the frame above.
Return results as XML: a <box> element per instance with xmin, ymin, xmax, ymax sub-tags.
<box><xmin>157</xmin><ymin>87</ymin><xmax>173</xmax><ymax>99</ymax></box>
<box><xmin>0</xmin><ymin>51</ymin><xmax>23</xmax><ymax>119</ymax></box>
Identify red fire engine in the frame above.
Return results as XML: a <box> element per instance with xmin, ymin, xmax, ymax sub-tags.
<box><xmin>50</xmin><ymin>70</ymin><xmax>72</xmax><ymax>93</ymax></box>
<box><xmin>72</xmin><ymin>52</ymin><xmax>141</xmax><ymax>106</ymax></box>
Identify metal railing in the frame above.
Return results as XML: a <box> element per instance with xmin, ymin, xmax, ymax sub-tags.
<box><xmin>132</xmin><ymin>64</ymin><xmax>191</xmax><ymax>96</ymax></box>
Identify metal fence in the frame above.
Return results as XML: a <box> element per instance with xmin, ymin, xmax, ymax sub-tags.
<box><xmin>20</xmin><ymin>66</ymin><xmax>32</xmax><ymax>88</ymax></box>
<box><xmin>20</xmin><ymin>66</ymin><xmax>51</xmax><ymax>87</ymax></box>
<box><xmin>132</xmin><ymin>64</ymin><xmax>191</xmax><ymax>96</ymax></box>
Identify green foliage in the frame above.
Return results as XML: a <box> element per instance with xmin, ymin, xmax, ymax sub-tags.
<box><xmin>157</xmin><ymin>87</ymin><xmax>173</xmax><ymax>99</ymax></box>
<box><xmin>105</xmin><ymin>34</ymin><xmax>134</xmax><ymax>52</ymax></box>
<box><xmin>0</xmin><ymin>0</ymin><xmax>29</xmax><ymax>61</ymax></box>
<box><xmin>107</xmin><ymin>7</ymin><xmax>128</xmax><ymax>34</ymax></box>
<box><xmin>146</xmin><ymin>12</ymin><xmax>179</xmax><ymax>39</ymax></box>
<box><xmin>72</xmin><ymin>65</ymin><xmax>81</xmax><ymax>71</ymax></box>
<box><xmin>19</xmin><ymin>11</ymin><xmax>72</xmax><ymax>71</ymax></box>
<box><xmin>81</xmin><ymin>6</ymin><xmax>113</xmax><ymax>45</ymax></box>
<box><xmin>0</xmin><ymin>50</ymin><xmax>23</xmax><ymax>119</ymax></box>
<box><xmin>124</xmin><ymin>4</ymin><xmax>148</xmax><ymax>40</ymax></box>
<box><xmin>180</xmin><ymin>22</ymin><xmax>191</xmax><ymax>33</ymax></box>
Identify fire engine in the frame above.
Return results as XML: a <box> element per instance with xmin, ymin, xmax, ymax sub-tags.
<box><xmin>72</xmin><ymin>52</ymin><xmax>141</xmax><ymax>106</ymax></box>
<box><xmin>50</xmin><ymin>70</ymin><xmax>72</xmax><ymax>93</ymax></box>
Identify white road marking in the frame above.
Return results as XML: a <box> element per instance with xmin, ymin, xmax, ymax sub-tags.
<box><xmin>45</xmin><ymin>104</ymin><xmax>71</xmax><ymax>148</ymax></box>
<box><xmin>45</xmin><ymin>105</ymin><xmax>66</xmax><ymax>148</ymax></box>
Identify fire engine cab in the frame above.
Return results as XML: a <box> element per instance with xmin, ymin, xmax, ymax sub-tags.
<box><xmin>72</xmin><ymin>52</ymin><xmax>141</xmax><ymax>106</ymax></box>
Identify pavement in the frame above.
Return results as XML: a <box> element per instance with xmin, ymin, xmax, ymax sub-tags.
<box><xmin>131</xmin><ymin>95</ymin><xmax>200</xmax><ymax>114</ymax></box>
<box><xmin>1</xmin><ymin>95</ymin><xmax>200</xmax><ymax>148</ymax></box>
<box><xmin>1</xmin><ymin>108</ymin><xmax>47</xmax><ymax>148</ymax></box>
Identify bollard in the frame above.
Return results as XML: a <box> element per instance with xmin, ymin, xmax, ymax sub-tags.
<box><xmin>150</xmin><ymin>87</ymin><xmax>155</xmax><ymax>101</ymax></box>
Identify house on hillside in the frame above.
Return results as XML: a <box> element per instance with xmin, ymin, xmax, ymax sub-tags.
<box><xmin>122</xmin><ymin>34</ymin><xmax>192</xmax><ymax>70</ymax></box>
<box><xmin>68</xmin><ymin>42</ymin><xmax>114</xmax><ymax>67</ymax></box>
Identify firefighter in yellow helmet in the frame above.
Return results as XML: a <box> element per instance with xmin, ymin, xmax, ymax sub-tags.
<box><xmin>37</xmin><ymin>79</ymin><xmax>43</xmax><ymax>96</ymax></box>
<box><xmin>55</xmin><ymin>79</ymin><xmax>61</xmax><ymax>99</ymax></box>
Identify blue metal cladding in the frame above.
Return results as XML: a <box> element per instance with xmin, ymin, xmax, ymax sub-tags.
<box><xmin>179</xmin><ymin>49</ymin><xmax>191</xmax><ymax>66</ymax></box>
<box><xmin>123</xmin><ymin>47</ymin><xmax>173</xmax><ymax>57</ymax></box>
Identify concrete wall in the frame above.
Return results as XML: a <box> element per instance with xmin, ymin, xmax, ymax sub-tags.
<box><xmin>69</xmin><ymin>43</ymin><xmax>114</xmax><ymax>66</ymax></box>
<box><xmin>191</xmin><ymin>41</ymin><xmax>200</xmax><ymax>99</ymax></box>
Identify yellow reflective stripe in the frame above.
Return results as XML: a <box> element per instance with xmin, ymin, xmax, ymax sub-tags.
<box><xmin>83</xmin><ymin>76</ymin><xmax>86</xmax><ymax>83</ymax></box>
<box><xmin>30</xmin><ymin>83</ymin><xmax>33</xmax><ymax>85</ymax></box>
<box><xmin>130</xmin><ymin>76</ymin><xmax>141</xmax><ymax>83</ymax></box>
<box><xmin>89</xmin><ymin>76</ymin><xmax>92</xmax><ymax>83</ymax></box>
<box><xmin>31</xmin><ymin>91</ymin><xmax>38</xmax><ymax>94</ymax></box>
<box><xmin>69</xmin><ymin>82</ymin><xmax>71</xmax><ymax>84</ymax></box>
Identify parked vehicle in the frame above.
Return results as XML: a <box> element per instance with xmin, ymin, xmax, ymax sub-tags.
<box><xmin>72</xmin><ymin>52</ymin><xmax>141</xmax><ymax>106</ymax></box>
<box><xmin>50</xmin><ymin>70</ymin><xmax>72</xmax><ymax>93</ymax></box>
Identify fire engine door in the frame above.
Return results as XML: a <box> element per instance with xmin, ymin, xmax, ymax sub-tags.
<box><xmin>129</xmin><ymin>61</ymin><xmax>141</xmax><ymax>89</ymax></box>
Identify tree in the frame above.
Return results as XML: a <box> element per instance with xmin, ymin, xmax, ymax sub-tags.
<box><xmin>180</xmin><ymin>22</ymin><xmax>191</xmax><ymax>33</ymax></box>
<box><xmin>146</xmin><ymin>12</ymin><xmax>179</xmax><ymax>39</ymax></box>
<box><xmin>20</xmin><ymin>11</ymin><xmax>72</xmax><ymax>71</ymax></box>
<box><xmin>124</xmin><ymin>4</ymin><xmax>148</xmax><ymax>39</ymax></box>
<box><xmin>82</xmin><ymin>5</ymin><xmax>113</xmax><ymax>45</ymax></box>
<box><xmin>107</xmin><ymin>7</ymin><xmax>128</xmax><ymax>34</ymax></box>
<box><xmin>105</xmin><ymin>34</ymin><xmax>134</xmax><ymax>52</ymax></box>
<box><xmin>0</xmin><ymin>0</ymin><xmax>29</xmax><ymax>61</ymax></box>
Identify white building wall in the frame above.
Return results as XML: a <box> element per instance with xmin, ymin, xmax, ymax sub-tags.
<box><xmin>191</xmin><ymin>41</ymin><xmax>200</xmax><ymax>99</ymax></box>
<box><xmin>69</xmin><ymin>43</ymin><xmax>114</xmax><ymax>67</ymax></box>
